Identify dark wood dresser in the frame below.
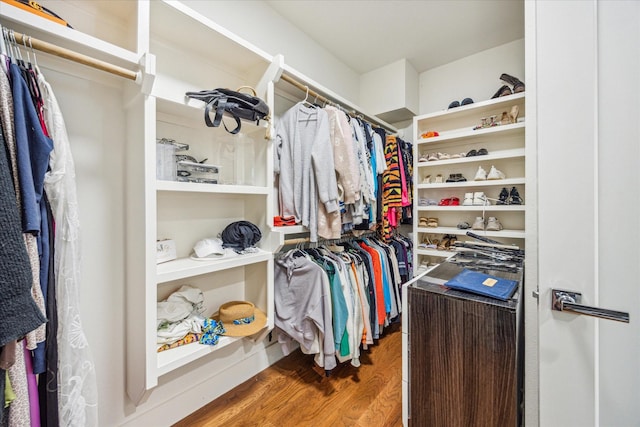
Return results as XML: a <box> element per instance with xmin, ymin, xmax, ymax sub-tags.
<box><xmin>407</xmin><ymin>262</ymin><xmax>524</xmax><ymax>427</ymax></box>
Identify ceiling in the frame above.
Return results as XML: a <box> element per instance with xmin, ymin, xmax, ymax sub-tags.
<box><xmin>265</xmin><ymin>0</ymin><xmax>524</xmax><ymax>75</ymax></box>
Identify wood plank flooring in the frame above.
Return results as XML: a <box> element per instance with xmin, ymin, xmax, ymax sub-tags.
<box><xmin>174</xmin><ymin>322</ymin><xmax>403</xmax><ymax>427</ymax></box>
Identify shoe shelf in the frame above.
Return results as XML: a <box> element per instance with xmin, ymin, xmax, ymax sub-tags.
<box><xmin>416</xmin><ymin>148</ymin><xmax>525</xmax><ymax>167</ymax></box>
<box><xmin>156</xmin><ymin>249</ymin><xmax>272</xmax><ymax>284</ymax></box>
<box><xmin>416</xmin><ymin>122</ymin><xmax>525</xmax><ymax>146</ymax></box>
<box><xmin>417</xmin><ymin>205</ymin><xmax>525</xmax><ymax>212</ymax></box>
<box><xmin>415</xmin><ymin>92</ymin><xmax>525</xmax><ymax>133</ymax></box>
<box><xmin>412</xmin><ymin>92</ymin><xmax>526</xmax><ymax>273</ymax></box>
<box><xmin>416</xmin><ymin>177</ymin><xmax>525</xmax><ymax>189</ymax></box>
<box><xmin>416</xmin><ymin>226</ymin><xmax>525</xmax><ymax>239</ymax></box>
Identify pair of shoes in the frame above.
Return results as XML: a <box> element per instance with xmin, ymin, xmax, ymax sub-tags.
<box><xmin>500</xmin><ymin>73</ymin><xmax>525</xmax><ymax>93</ymax></box>
<box><xmin>438</xmin><ymin>197</ymin><xmax>460</xmax><ymax>206</ymax></box>
<box><xmin>466</xmin><ymin>148</ymin><xmax>488</xmax><ymax>157</ymax></box>
<box><xmin>448</xmin><ymin>98</ymin><xmax>474</xmax><ymax>109</ymax></box>
<box><xmin>473</xmin><ymin>115</ymin><xmax>500</xmax><ymax>130</ymax></box>
<box><xmin>438</xmin><ymin>152</ymin><xmax>450</xmax><ymax>160</ymax></box>
<box><xmin>463</xmin><ymin>192</ymin><xmax>491</xmax><ymax>206</ymax></box>
<box><xmin>422</xmin><ymin>175</ymin><xmax>432</xmax><ymax>184</ymax></box>
<box><xmin>427</xmin><ymin>217</ymin><xmax>438</xmax><ymax>227</ymax></box>
<box><xmin>445</xmin><ymin>173</ymin><xmax>467</xmax><ymax>183</ymax></box>
<box><xmin>473</xmin><ymin>216</ymin><xmax>504</xmax><ymax>231</ymax></box>
<box><xmin>472</xmin><ymin>191</ymin><xmax>491</xmax><ymax>206</ymax></box>
<box><xmin>434</xmin><ymin>174</ymin><xmax>443</xmax><ymax>184</ymax></box>
<box><xmin>476</xmin><ymin>165</ymin><xmax>505</xmax><ymax>180</ymax></box>
<box><xmin>419</xmin><ymin>217</ymin><xmax>429</xmax><ymax>227</ymax></box>
<box><xmin>420</xmin><ymin>131</ymin><xmax>439</xmax><ymax>138</ymax></box>
<box><xmin>438</xmin><ymin>234</ymin><xmax>458</xmax><ymax>251</ymax></box>
<box><xmin>486</xmin><ymin>217</ymin><xmax>504</xmax><ymax>231</ymax></box>
<box><xmin>450</xmin><ymin>152</ymin><xmax>467</xmax><ymax>159</ymax></box>
<box><xmin>427</xmin><ymin>153</ymin><xmax>439</xmax><ymax>161</ymax></box>
<box><xmin>418</xmin><ymin>153</ymin><xmax>429</xmax><ymax>162</ymax></box>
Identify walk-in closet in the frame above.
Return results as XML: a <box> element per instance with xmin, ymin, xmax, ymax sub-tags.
<box><xmin>2</xmin><ymin>1</ymin><xmax>639</xmax><ymax>426</ymax></box>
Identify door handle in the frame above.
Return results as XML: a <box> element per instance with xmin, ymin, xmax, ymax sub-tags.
<box><xmin>551</xmin><ymin>289</ymin><xmax>630</xmax><ymax>323</ymax></box>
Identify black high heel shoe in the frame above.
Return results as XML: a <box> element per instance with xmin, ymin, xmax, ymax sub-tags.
<box><xmin>508</xmin><ymin>186</ymin><xmax>523</xmax><ymax>205</ymax></box>
<box><xmin>500</xmin><ymin>73</ymin><xmax>525</xmax><ymax>93</ymax></box>
<box><xmin>497</xmin><ymin>187</ymin><xmax>509</xmax><ymax>205</ymax></box>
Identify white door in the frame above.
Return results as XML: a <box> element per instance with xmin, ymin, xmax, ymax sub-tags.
<box><xmin>535</xmin><ymin>1</ymin><xmax>640</xmax><ymax>425</ymax></box>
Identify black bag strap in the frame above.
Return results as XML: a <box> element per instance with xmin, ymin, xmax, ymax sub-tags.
<box><xmin>204</xmin><ymin>97</ymin><xmax>241</xmax><ymax>134</ymax></box>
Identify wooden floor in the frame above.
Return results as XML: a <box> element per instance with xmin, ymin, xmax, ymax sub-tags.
<box><xmin>174</xmin><ymin>322</ymin><xmax>403</xmax><ymax>427</ymax></box>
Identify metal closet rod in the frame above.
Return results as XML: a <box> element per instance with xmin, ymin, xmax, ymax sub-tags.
<box><xmin>7</xmin><ymin>29</ymin><xmax>138</xmax><ymax>81</ymax></box>
<box><xmin>279</xmin><ymin>73</ymin><xmax>397</xmax><ymax>133</ymax></box>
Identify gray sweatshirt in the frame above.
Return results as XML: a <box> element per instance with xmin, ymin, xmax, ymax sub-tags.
<box><xmin>273</xmin><ymin>103</ymin><xmax>339</xmax><ymax>242</ymax></box>
<box><xmin>274</xmin><ymin>251</ymin><xmax>337</xmax><ymax>370</ymax></box>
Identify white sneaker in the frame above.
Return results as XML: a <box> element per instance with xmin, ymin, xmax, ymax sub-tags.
<box><xmin>473</xmin><ymin>191</ymin><xmax>490</xmax><ymax>206</ymax></box>
<box><xmin>487</xmin><ymin>165</ymin><xmax>505</xmax><ymax>180</ymax></box>
<box><xmin>474</xmin><ymin>166</ymin><xmax>487</xmax><ymax>181</ymax></box>
<box><xmin>462</xmin><ymin>192</ymin><xmax>474</xmax><ymax>206</ymax></box>
<box><xmin>486</xmin><ymin>216</ymin><xmax>503</xmax><ymax>231</ymax></box>
<box><xmin>472</xmin><ymin>216</ymin><xmax>485</xmax><ymax>230</ymax></box>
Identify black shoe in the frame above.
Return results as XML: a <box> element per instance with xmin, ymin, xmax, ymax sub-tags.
<box><xmin>500</xmin><ymin>73</ymin><xmax>525</xmax><ymax>93</ymax></box>
<box><xmin>496</xmin><ymin>187</ymin><xmax>509</xmax><ymax>205</ymax></box>
<box><xmin>508</xmin><ymin>186</ymin><xmax>523</xmax><ymax>205</ymax></box>
<box><xmin>491</xmin><ymin>84</ymin><xmax>512</xmax><ymax>99</ymax></box>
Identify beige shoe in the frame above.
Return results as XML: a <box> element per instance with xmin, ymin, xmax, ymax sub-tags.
<box><xmin>486</xmin><ymin>217</ymin><xmax>504</xmax><ymax>231</ymax></box>
<box><xmin>487</xmin><ymin>165</ymin><xmax>505</xmax><ymax>180</ymax></box>
<box><xmin>472</xmin><ymin>217</ymin><xmax>485</xmax><ymax>230</ymax></box>
<box><xmin>474</xmin><ymin>166</ymin><xmax>487</xmax><ymax>181</ymax></box>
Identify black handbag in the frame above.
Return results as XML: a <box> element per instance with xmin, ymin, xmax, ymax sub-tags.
<box><xmin>185</xmin><ymin>86</ymin><xmax>269</xmax><ymax>134</ymax></box>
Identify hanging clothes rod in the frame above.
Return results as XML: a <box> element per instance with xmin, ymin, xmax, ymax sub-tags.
<box><xmin>8</xmin><ymin>30</ymin><xmax>138</xmax><ymax>81</ymax></box>
<box><xmin>279</xmin><ymin>73</ymin><xmax>397</xmax><ymax>133</ymax></box>
<box><xmin>282</xmin><ymin>230</ymin><xmax>377</xmax><ymax>246</ymax></box>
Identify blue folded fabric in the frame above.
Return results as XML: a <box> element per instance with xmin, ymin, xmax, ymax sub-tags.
<box><xmin>445</xmin><ymin>269</ymin><xmax>518</xmax><ymax>301</ymax></box>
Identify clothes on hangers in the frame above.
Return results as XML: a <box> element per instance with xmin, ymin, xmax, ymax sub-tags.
<box><xmin>0</xmin><ymin>38</ymin><xmax>98</xmax><ymax>425</ymax></box>
<box><xmin>274</xmin><ymin>102</ymin><xmax>413</xmax><ymax>242</ymax></box>
<box><xmin>273</xmin><ymin>102</ymin><xmax>340</xmax><ymax>243</ymax></box>
<box><xmin>273</xmin><ymin>234</ymin><xmax>412</xmax><ymax>373</ymax></box>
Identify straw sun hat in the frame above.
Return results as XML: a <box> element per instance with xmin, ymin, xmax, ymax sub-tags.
<box><xmin>213</xmin><ymin>301</ymin><xmax>267</xmax><ymax>337</ymax></box>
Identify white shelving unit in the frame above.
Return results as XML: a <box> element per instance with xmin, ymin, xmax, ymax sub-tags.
<box><xmin>123</xmin><ymin>0</ymin><xmax>279</xmax><ymax>404</ymax></box>
<box><xmin>412</xmin><ymin>92</ymin><xmax>526</xmax><ymax>269</ymax></box>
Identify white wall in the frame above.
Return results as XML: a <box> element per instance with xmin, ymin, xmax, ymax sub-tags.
<box><xmin>419</xmin><ymin>39</ymin><xmax>525</xmax><ymax>115</ymax></box>
<box><xmin>180</xmin><ymin>0</ymin><xmax>361</xmax><ymax>103</ymax></box>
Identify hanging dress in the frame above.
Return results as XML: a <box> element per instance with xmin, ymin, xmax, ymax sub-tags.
<box><xmin>40</xmin><ymin>71</ymin><xmax>98</xmax><ymax>427</ymax></box>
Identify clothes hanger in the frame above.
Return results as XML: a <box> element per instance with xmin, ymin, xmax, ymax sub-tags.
<box><xmin>0</xmin><ymin>25</ymin><xmax>7</xmax><ymax>58</ymax></box>
<box><xmin>301</xmin><ymin>85</ymin><xmax>316</xmax><ymax>108</ymax></box>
